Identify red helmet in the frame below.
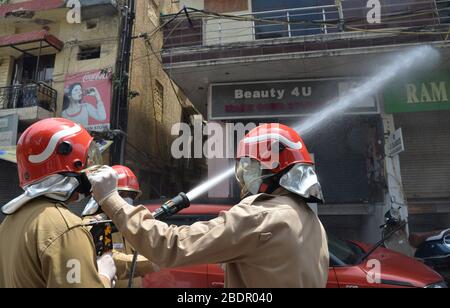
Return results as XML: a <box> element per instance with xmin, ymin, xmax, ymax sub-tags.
<box><xmin>112</xmin><ymin>165</ymin><xmax>142</xmax><ymax>198</ymax></box>
<box><xmin>237</xmin><ymin>123</ymin><xmax>313</xmax><ymax>174</ymax></box>
<box><xmin>16</xmin><ymin>118</ymin><xmax>100</xmax><ymax>188</ymax></box>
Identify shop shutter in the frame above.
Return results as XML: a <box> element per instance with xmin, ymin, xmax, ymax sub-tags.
<box><xmin>0</xmin><ymin>160</ymin><xmax>22</xmax><ymax>222</ymax></box>
<box><xmin>305</xmin><ymin>115</ymin><xmax>385</xmax><ymax>204</ymax></box>
<box><xmin>395</xmin><ymin>111</ymin><xmax>450</xmax><ymax>200</ymax></box>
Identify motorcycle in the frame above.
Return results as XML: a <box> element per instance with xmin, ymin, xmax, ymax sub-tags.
<box><xmin>381</xmin><ymin>210</ymin><xmax>450</xmax><ymax>283</ymax></box>
<box><xmin>409</xmin><ymin>228</ymin><xmax>450</xmax><ymax>283</ymax></box>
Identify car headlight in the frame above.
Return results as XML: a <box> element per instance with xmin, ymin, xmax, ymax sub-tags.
<box><xmin>425</xmin><ymin>281</ymin><xmax>448</xmax><ymax>288</ymax></box>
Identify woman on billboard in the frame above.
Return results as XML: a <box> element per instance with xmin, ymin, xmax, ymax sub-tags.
<box><xmin>62</xmin><ymin>83</ymin><xmax>107</xmax><ymax>128</ymax></box>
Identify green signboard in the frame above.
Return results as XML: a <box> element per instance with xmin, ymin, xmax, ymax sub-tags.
<box><xmin>384</xmin><ymin>71</ymin><xmax>450</xmax><ymax>113</ymax></box>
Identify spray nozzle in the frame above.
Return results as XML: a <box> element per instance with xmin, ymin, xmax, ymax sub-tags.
<box><xmin>152</xmin><ymin>192</ymin><xmax>191</xmax><ymax>220</ymax></box>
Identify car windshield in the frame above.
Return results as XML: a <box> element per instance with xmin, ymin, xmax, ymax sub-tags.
<box><xmin>328</xmin><ymin>233</ymin><xmax>366</xmax><ymax>267</ymax></box>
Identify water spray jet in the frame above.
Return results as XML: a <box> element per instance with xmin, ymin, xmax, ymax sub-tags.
<box><xmin>182</xmin><ymin>46</ymin><xmax>441</xmax><ymax>204</ymax></box>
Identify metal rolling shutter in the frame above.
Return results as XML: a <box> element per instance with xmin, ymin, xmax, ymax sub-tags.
<box><xmin>395</xmin><ymin>111</ymin><xmax>450</xmax><ymax>200</ymax></box>
<box><xmin>304</xmin><ymin>115</ymin><xmax>384</xmax><ymax>204</ymax></box>
<box><xmin>0</xmin><ymin>160</ymin><xmax>22</xmax><ymax>222</ymax></box>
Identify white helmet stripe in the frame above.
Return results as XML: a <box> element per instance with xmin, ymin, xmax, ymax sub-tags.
<box><xmin>28</xmin><ymin>125</ymin><xmax>82</xmax><ymax>164</ymax></box>
<box><xmin>243</xmin><ymin>133</ymin><xmax>303</xmax><ymax>150</ymax></box>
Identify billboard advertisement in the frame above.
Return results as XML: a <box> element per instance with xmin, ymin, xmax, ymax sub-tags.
<box><xmin>62</xmin><ymin>68</ymin><xmax>113</xmax><ymax>132</ymax></box>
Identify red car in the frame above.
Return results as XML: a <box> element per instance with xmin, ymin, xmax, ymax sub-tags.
<box><xmin>141</xmin><ymin>204</ymin><xmax>447</xmax><ymax>288</ymax></box>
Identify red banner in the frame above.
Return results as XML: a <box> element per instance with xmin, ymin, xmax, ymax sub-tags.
<box><xmin>62</xmin><ymin>68</ymin><xmax>112</xmax><ymax>132</ymax></box>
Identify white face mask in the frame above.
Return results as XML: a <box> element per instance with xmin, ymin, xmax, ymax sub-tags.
<box><xmin>82</xmin><ymin>195</ymin><xmax>136</xmax><ymax>217</ymax></box>
<box><xmin>123</xmin><ymin>197</ymin><xmax>134</xmax><ymax>205</ymax></box>
<box><xmin>242</xmin><ymin>164</ymin><xmax>263</xmax><ymax>195</ymax></box>
<box><xmin>236</xmin><ymin>158</ymin><xmax>274</xmax><ymax>197</ymax></box>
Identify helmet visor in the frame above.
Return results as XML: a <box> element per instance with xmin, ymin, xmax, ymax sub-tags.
<box><xmin>86</xmin><ymin>141</ymin><xmax>103</xmax><ymax>169</ymax></box>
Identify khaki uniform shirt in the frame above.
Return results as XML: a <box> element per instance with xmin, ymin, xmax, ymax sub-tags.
<box><xmin>112</xmin><ymin>233</ymin><xmax>158</xmax><ymax>288</ymax></box>
<box><xmin>103</xmin><ymin>190</ymin><xmax>330</xmax><ymax>288</ymax></box>
<box><xmin>0</xmin><ymin>198</ymin><xmax>107</xmax><ymax>288</ymax></box>
<box><xmin>82</xmin><ymin>216</ymin><xmax>158</xmax><ymax>288</ymax></box>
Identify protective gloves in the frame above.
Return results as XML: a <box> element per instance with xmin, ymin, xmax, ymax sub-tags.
<box><xmin>87</xmin><ymin>166</ymin><xmax>119</xmax><ymax>206</ymax></box>
<box><xmin>97</xmin><ymin>252</ymin><xmax>117</xmax><ymax>286</ymax></box>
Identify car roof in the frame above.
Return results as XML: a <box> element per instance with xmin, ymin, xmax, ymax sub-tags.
<box><xmin>144</xmin><ymin>204</ymin><xmax>232</xmax><ymax>215</ymax></box>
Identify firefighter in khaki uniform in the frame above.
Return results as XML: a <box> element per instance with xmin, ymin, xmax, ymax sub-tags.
<box><xmin>0</xmin><ymin>118</ymin><xmax>116</xmax><ymax>288</ymax></box>
<box><xmin>82</xmin><ymin>165</ymin><xmax>159</xmax><ymax>288</ymax></box>
<box><xmin>88</xmin><ymin>124</ymin><xmax>330</xmax><ymax>288</ymax></box>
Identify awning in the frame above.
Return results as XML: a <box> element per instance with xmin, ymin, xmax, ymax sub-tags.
<box><xmin>0</xmin><ymin>140</ymin><xmax>114</xmax><ymax>164</ymax></box>
<box><xmin>0</xmin><ymin>30</ymin><xmax>64</xmax><ymax>56</ymax></box>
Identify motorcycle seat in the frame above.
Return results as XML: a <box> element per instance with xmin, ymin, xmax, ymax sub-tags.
<box><xmin>409</xmin><ymin>229</ymin><xmax>450</xmax><ymax>248</ymax></box>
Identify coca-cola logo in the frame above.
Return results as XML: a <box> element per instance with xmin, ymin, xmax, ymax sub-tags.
<box><xmin>82</xmin><ymin>70</ymin><xmax>111</xmax><ymax>83</ymax></box>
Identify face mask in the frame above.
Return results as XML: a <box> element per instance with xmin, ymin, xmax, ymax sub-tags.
<box><xmin>236</xmin><ymin>158</ymin><xmax>274</xmax><ymax>197</ymax></box>
<box><xmin>242</xmin><ymin>165</ymin><xmax>263</xmax><ymax>195</ymax></box>
<box><xmin>123</xmin><ymin>197</ymin><xmax>135</xmax><ymax>205</ymax></box>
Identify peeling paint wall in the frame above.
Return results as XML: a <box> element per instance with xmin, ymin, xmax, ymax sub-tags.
<box><xmin>127</xmin><ymin>0</ymin><xmax>204</xmax><ymax>199</ymax></box>
<box><xmin>0</xmin><ymin>1</ymin><xmax>120</xmax><ymax>115</ymax></box>
<box><xmin>52</xmin><ymin>16</ymin><xmax>120</xmax><ymax>114</ymax></box>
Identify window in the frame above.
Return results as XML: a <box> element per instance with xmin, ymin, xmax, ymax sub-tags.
<box><xmin>153</xmin><ymin>80</ymin><xmax>164</xmax><ymax>123</ymax></box>
<box><xmin>77</xmin><ymin>45</ymin><xmax>101</xmax><ymax>61</ymax></box>
<box><xmin>438</xmin><ymin>0</ymin><xmax>450</xmax><ymax>22</ymax></box>
<box><xmin>336</xmin><ymin>0</ymin><xmax>438</xmax><ymax>29</ymax></box>
<box><xmin>12</xmin><ymin>54</ymin><xmax>55</xmax><ymax>85</ymax></box>
<box><xmin>328</xmin><ymin>234</ymin><xmax>366</xmax><ymax>266</ymax></box>
<box><xmin>85</xmin><ymin>20</ymin><xmax>98</xmax><ymax>30</ymax></box>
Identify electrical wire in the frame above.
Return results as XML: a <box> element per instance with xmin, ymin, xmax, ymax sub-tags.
<box><xmin>165</xmin><ymin>6</ymin><xmax>450</xmax><ymax>37</ymax></box>
<box><xmin>130</xmin><ymin>4</ymin><xmax>450</xmax><ymax>116</ymax></box>
<box><xmin>137</xmin><ymin>4</ymin><xmax>450</xmax><ymax>64</ymax></box>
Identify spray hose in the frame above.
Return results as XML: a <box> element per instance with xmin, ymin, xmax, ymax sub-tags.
<box><xmin>127</xmin><ymin>192</ymin><xmax>191</xmax><ymax>288</ymax></box>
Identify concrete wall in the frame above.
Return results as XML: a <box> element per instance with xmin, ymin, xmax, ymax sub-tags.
<box><xmin>179</xmin><ymin>0</ymin><xmax>204</xmax><ymax>10</ymax></box>
<box><xmin>0</xmin><ymin>57</ymin><xmax>14</xmax><ymax>87</ymax></box>
<box><xmin>0</xmin><ymin>6</ymin><xmax>120</xmax><ymax>115</ymax></box>
<box><xmin>126</xmin><ymin>0</ymin><xmax>204</xmax><ymax>199</ymax></box>
<box><xmin>179</xmin><ymin>0</ymin><xmax>254</xmax><ymax>46</ymax></box>
<box><xmin>52</xmin><ymin>16</ymin><xmax>120</xmax><ymax>115</ymax></box>
<box><xmin>204</xmin><ymin>0</ymin><xmax>254</xmax><ymax>46</ymax></box>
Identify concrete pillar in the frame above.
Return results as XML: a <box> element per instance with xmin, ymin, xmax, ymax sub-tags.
<box><xmin>0</xmin><ymin>57</ymin><xmax>14</xmax><ymax>87</ymax></box>
<box><xmin>382</xmin><ymin>114</ymin><xmax>409</xmax><ymax>226</ymax></box>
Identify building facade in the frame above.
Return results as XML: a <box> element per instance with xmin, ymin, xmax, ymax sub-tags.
<box><xmin>0</xmin><ymin>0</ymin><xmax>203</xmax><ymax>217</ymax></box>
<box><xmin>126</xmin><ymin>0</ymin><xmax>206</xmax><ymax>200</ymax></box>
<box><xmin>0</xmin><ymin>0</ymin><xmax>122</xmax><ymax>207</ymax></box>
<box><xmin>161</xmin><ymin>0</ymin><xmax>450</xmax><ymax>242</ymax></box>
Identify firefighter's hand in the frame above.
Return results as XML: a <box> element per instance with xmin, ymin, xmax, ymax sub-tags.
<box><xmin>87</xmin><ymin>165</ymin><xmax>119</xmax><ymax>206</ymax></box>
<box><xmin>97</xmin><ymin>252</ymin><xmax>117</xmax><ymax>286</ymax></box>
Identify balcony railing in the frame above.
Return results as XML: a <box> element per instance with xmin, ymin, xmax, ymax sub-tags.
<box><xmin>0</xmin><ymin>82</ymin><xmax>57</xmax><ymax>113</ymax></box>
<box><xmin>162</xmin><ymin>0</ymin><xmax>450</xmax><ymax>49</ymax></box>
